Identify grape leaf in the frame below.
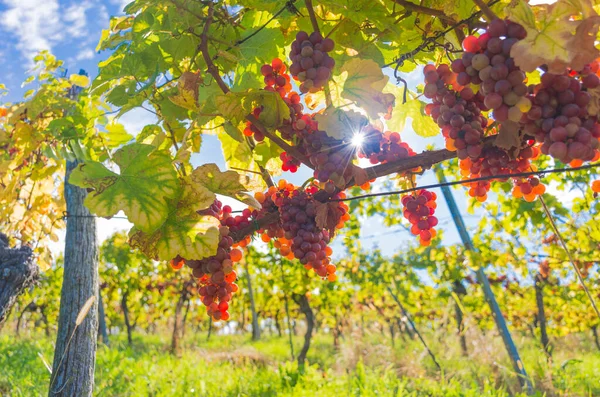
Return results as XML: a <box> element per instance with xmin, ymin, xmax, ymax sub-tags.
<box><xmin>100</xmin><ymin>122</ymin><xmax>133</xmax><ymax>147</ymax></box>
<box><xmin>495</xmin><ymin>121</ymin><xmax>523</xmax><ymax>153</ymax></box>
<box><xmin>314</xmin><ymin>108</ymin><xmax>368</xmax><ymax>140</ymax></box>
<box><xmin>507</xmin><ymin>0</ymin><xmax>600</xmax><ymax>73</ymax></box>
<box><xmin>223</xmin><ymin>121</ymin><xmax>244</xmax><ymax>143</ymax></box>
<box><xmin>177</xmin><ymin>176</ymin><xmax>217</xmax><ymax>216</ymax></box>
<box><xmin>69</xmin><ymin>74</ymin><xmax>90</xmax><ymax>87</ymax></box>
<box><xmin>127</xmin><ymin>176</ymin><xmax>220</xmax><ymax>261</ymax></box>
<box><xmin>253</xmin><ymin>139</ymin><xmax>283</xmax><ymax>167</ymax></box>
<box><xmin>587</xmin><ymin>86</ymin><xmax>600</xmax><ymax>116</ymax></box>
<box><xmin>128</xmin><ymin>210</ymin><xmax>220</xmax><ymax>261</ymax></box>
<box><xmin>236</xmin><ymin>192</ymin><xmax>262</xmax><ymax>210</ymax></box>
<box><xmin>215</xmin><ymin>90</ymin><xmax>290</xmax><ymax>127</ymax></box>
<box><xmin>69</xmin><ymin>143</ymin><xmax>179</xmax><ymax>233</ymax></box>
<box><xmin>190</xmin><ymin>163</ymin><xmax>249</xmax><ymax>202</ymax></box>
<box><xmin>315</xmin><ymin>201</ymin><xmax>342</xmax><ymax>236</ymax></box>
<box><xmin>340</xmin><ymin>58</ymin><xmax>395</xmax><ymax>119</ymax></box>
<box><xmin>169</xmin><ymin>71</ymin><xmax>202</xmax><ymax>110</ymax></box>
<box><xmin>387</xmin><ymin>95</ymin><xmax>439</xmax><ymax>137</ymax></box>
<box><xmin>347</xmin><ymin>164</ymin><xmax>370</xmax><ymax>187</ymax></box>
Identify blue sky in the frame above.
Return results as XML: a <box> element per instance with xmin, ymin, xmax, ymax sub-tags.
<box><xmin>0</xmin><ymin>0</ymin><xmax>131</xmax><ymax>99</ymax></box>
<box><xmin>0</xmin><ymin>0</ymin><xmax>578</xmax><ymax>264</ymax></box>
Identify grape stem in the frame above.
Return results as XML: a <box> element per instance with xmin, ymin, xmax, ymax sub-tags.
<box><xmin>199</xmin><ymin>3</ymin><xmax>275</xmax><ymax>188</ymax></box>
<box><xmin>471</xmin><ymin>0</ymin><xmax>498</xmax><ymax>22</ymax></box>
<box><xmin>246</xmin><ymin>115</ymin><xmax>315</xmax><ymax>170</ymax></box>
<box><xmin>228</xmin><ymin>142</ymin><xmax>492</xmax><ymax>242</ymax></box>
<box><xmin>304</xmin><ymin>0</ymin><xmax>333</xmax><ymax>106</ymax></box>
<box><xmin>304</xmin><ymin>0</ymin><xmax>321</xmax><ymax>34</ymax></box>
<box><xmin>392</xmin><ymin>0</ymin><xmax>455</xmax><ymax>24</ymax></box>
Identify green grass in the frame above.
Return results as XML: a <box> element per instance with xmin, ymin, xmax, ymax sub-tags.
<box><xmin>1</xmin><ymin>330</ymin><xmax>599</xmax><ymax>396</ymax></box>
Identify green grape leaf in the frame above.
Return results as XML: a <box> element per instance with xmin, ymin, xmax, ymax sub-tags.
<box><xmin>223</xmin><ymin>121</ymin><xmax>244</xmax><ymax>143</ymax></box>
<box><xmin>69</xmin><ymin>143</ymin><xmax>179</xmax><ymax>233</ymax></box>
<box><xmin>215</xmin><ymin>90</ymin><xmax>290</xmax><ymax>127</ymax></box>
<box><xmin>507</xmin><ymin>0</ymin><xmax>600</xmax><ymax>73</ymax></box>
<box><xmin>340</xmin><ymin>58</ymin><xmax>395</xmax><ymax>119</ymax></box>
<box><xmin>253</xmin><ymin>139</ymin><xmax>283</xmax><ymax>168</ymax></box>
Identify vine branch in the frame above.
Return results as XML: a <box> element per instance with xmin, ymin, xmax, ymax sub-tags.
<box><xmin>471</xmin><ymin>0</ymin><xmax>498</xmax><ymax>21</ymax></box>
<box><xmin>392</xmin><ymin>0</ymin><xmax>455</xmax><ymax>24</ymax></box>
<box><xmin>331</xmin><ymin>163</ymin><xmax>600</xmax><ymax>202</ymax></box>
<box><xmin>304</xmin><ymin>0</ymin><xmax>321</xmax><ymax>33</ymax></box>
<box><xmin>199</xmin><ymin>2</ymin><xmax>275</xmax><ymax>187</ymax></box>
<box><xmin>229</xmin><ymin>160</ymin><xmax>600</xmax><ymax>242</ymax></box>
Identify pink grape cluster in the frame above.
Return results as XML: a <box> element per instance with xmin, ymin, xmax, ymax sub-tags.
<box><xmin>289</xmin><ymin>31</ymin><xmax>335</xmax><ymax>93</ymax></box>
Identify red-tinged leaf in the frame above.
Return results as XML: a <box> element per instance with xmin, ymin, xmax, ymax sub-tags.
<box><xmin>507</xmin><ymin>0</ymin><xmax>600</xmax><ymax>73</ymax></box>
<box><xmin>347</xmin><ymin>164</ymin><xmax>370</xmax><ymax>187</ymax></box>
<box><xmin>315</xmin><ymin>201</ymin><xmax>342</xmax><ymax>236</ymax></box>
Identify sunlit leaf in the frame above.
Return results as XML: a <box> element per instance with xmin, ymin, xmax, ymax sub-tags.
<box><xmin>69</xmin><ymin>143</ymin><xmax>179</xmax><ymax>233</ymax></box>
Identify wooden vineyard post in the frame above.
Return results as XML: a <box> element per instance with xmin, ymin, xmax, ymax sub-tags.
<box><xmin>435</xmin><ymin>167</ymin><xmax>533</xmax><ymax>394</ymax></box>
<box><xmin>49</xmin><ymin>70</ymin><xmax>100</xmax><ymax>397</ymax></box>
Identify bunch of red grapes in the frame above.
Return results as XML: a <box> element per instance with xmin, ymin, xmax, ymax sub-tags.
<box><xmin>289</xmin><ymin>31</ymin><xmax>335</xmax><ymax>93</ymax></box>
<box><xmin>170</xmin><ymin>200</ymin><xmax>246</xmax><ymax>321</ymax></box>
<box><xmin>401</xmin><ymin>190</ymin><xmax>438</xmax><ymax>246</ymax></box>
<box><xmin>253</xmin><ymin>180</ymin><xmax>346</xmax><ymax>281</ymax></box>
<box><xmin>452</xmin><ymin>19</ymin><xmax>530</xmax><ymax>124</ymax></box>
<box><xmin>524</xmin><ymin>69</ymin><xmax>600</xmax><ymax>164</ymax></box>
<box><xmin>423</xmin><ymin>64</ymin><xmax>488</xmax><ymax>159</ymax></box>
<box><xmin>356</xmin><ymin>125</ymin><xmax>417</xmax><ymax>164</ymax></box>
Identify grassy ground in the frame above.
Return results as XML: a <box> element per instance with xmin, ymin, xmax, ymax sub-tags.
<box><xmin>0</xmin><ymin>328</ymin><xmax>599</xmax><ymax>396</ymax></box>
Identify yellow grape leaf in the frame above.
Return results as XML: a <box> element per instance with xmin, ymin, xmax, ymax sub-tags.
<box><xmin>127</xmin><ymin>176</ymin><xmax>220</xmax><ymax>261</ymax></box>
<box><xmin>69</xmin><ymin>143</ymin><xmax>179</xmax><ymax>233</ymax></box>
<box><xmin>507</xmin><ymin>0</ymin><xmax>600</xmax><ymax>73</ymax></box>
<box><xmin>314</xmin><ymin>107</ymin><xmax>368</xmax><ymax>140</ymax></box>
<box><xmin>69</xmin><ymin>74</ymin><xmax>90</xmax><ymax>87</ymax></box>
<box><xmin>495</xmin><ymin>121</ymin><xmax>523</xmax><ymax>153</ymax></box>
<box><xmin>0</xmin><ymin>129</ymin><xmax>8</xmax><ymax>145</ymax></box>
<box><xmin>191</xmin><ymin>163</ymin><xmax>246</xmax><ymax>197</ymax></box>
<box><xmin>178</xmin><ymin>176</ymin><xmax>218</xmax><ymax>216</ymax></box>
<box><xmin>128</xmin><ymin>211</ymin><xmax>221</xmax><ymax>262</ymax></box>
<box><xmin>587</xmin><ymin>86</ymin><xmax>600</xmax><ymax>116</ymax></box>
<box><xmin>386</xmin><ymin>95</ymin><xmax>439</xmax><ymax>137</ymax></box>
<box><xmin>340</xmin><ymin>58</ymin><xmax>395</xmax><ymax>119</ymax></box>
<box><xmin>101</xmin><ymin>122</ymin><xmax>133</xmax><ymax>147</ymax></box>
<box><xmin>169</xmin><ymin>71</ymin><xmax>202</xmax><ymax>110</ymax></box>
<box><xmin>304</xmin><ymin>76</ymin><xmax>348</xmax><ymax>110</ymax></box>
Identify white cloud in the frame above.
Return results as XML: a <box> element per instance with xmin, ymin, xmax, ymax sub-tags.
<box><xmin>110</xmin><ymin>0</ymin><xmax>131</xmax><ymax>14</ymax></box>
<box><xmin>75</xmin><ymin>48</ymin><xmax>96</xmax><ymax>61</ymax></box>
<box><xmin>63</xmin><ymin>1</ymin><xmax>94</xmax><ymax>39</ymax></box>
<box><xmin>0</xmin><ymin>0</ymin><xmax>62</xmax><ymax>59</ymax></box>
<box><xmin>0</xmin><ymin>0</ymin><xmax>94</xmax><ymax>62</ymax></box>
